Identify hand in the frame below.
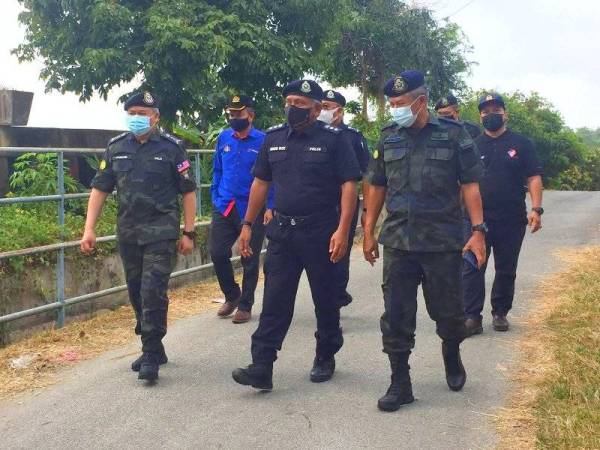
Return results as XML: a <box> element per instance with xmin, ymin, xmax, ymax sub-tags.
<box><xmin>263</xmin><ymin>209</ymin><xmax>274</xmax><ymax>225</ymax></box>
<box><xmin>363</xmin><ymin>232</ymin><xmax>379</xmax><ymax>266</ymax></box>
<box><xmin>329</xmin><ymin>228</ymin><xmax>349</xmax><ymax>263</ymax></box>
<box><xmin>238</xmin><ymin>225</ymin><xmax>253</xmax><ymax>258</ymax></box>
<box><xmin>178</xmin><ymin>235</ymin><xmax>194</xmax><ymax>255</ymax></box>
<box><xmin>80</xmin><ymin>229</ymin><xmax>96</xmax><ymax>254</ymax></box>
<box><xmin>462</xmin><ymin>232</ymin><xmax>486</xmax><ymax>269</ymax></box>
<box><xmin>528</xmin><ymin>210</ymin><xmax>542</xmax><ymax>233</ymax></box>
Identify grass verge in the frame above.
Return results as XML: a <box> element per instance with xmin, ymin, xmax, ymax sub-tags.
<box><xmin>0</xmin><ymin>277</ymin><xmax>225</xmax><ymax>402</ymax></box>
<box><xmin>497</xmin><ymin>246</ymin><xmax>600</xmax><ymax>449</ymax></box>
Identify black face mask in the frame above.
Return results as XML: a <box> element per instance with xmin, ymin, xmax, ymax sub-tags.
<box><xmin>229</xmin><ymin>118</ymin><xmax>250</xmax><ymax>132</ymax></box>
<box><xmin>482</xmin><ymin>113</ymin><xmax>505</xmax><ymax>132</ymax></box>
<box><xmin>285</xmin><ymin>105</ymin><xmax>312</xmax><ymax>129</ymax></box>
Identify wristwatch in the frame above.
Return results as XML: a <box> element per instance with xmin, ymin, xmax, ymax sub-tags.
<box><xmin>242</xmin><ymin>220</ymin><xmax>253</xmax><ymax>227</ymax></box>
<box><xmin>471</xmin><ymin>223</ymin><xmax>489</xmax><ymax>234</ymax></box>
<box><xmin>182</xmin><ymin>230</ymin><xmax>197</xmax><ymax>240</ymax></box>
<box><xmin>532</xmin><ymin>207</ymin><xmax>544</xmax><ymax>215</ymax></box>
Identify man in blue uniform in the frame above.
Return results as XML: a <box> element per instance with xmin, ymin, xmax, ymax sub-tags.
<box><xmin>81</xmin><ymin>91</ymin><xmax>197</xmax><ymax>382</ymax></box>
<box><xmin>319</xmin><ymin>89</ymin><xmax>370</xmax><ymax>308</ymax></box>
<box><xmin>462</xmin><ymin>93</ymin><xmax>544</xmax><ymax>336</ymax></box>
<box><xmin>231</xmin><ymin>80</ymin><xmax>361</xmax><ymax>391</ymax></box>
<box><xmin>210</xmin><ymin>95</ymin><xmax>273</xmax><ymax>324</ymax></box>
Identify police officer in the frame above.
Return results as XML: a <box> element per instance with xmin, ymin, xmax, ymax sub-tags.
<box><xmin>231</xmin><ymin>79</ymin><xmax>361</xmax><ymax>391</ymax></box>
<box><xmin>81</xmin><ymin>91</ymin><xmax>197</xmax><ymax>382</ymax></box>
<box><xmin>210</xmin><ymin>95</ymin><xmax>273</xmax><ymax>324</ymax></box>
<box><xmin>319</xmin><ymin>89</ymin><xmax>370</xmax><ymax>308</ymax></box>
<box><xmin>363</xmin><ymin>71</ymin><xmax>486</xmax><ymax>412</ymax></box>
<box><xmin>462</xmin><ymin>93</ymin><xmax>544</xmax><ymax>336</ymax></box>
<box><xmin>435</xmin><ymin>94</ymin><xmax>481</xmax><ymax>139</ymax></box>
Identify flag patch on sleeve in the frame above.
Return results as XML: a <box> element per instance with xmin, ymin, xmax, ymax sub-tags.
<box><xmin>177</xmin><ymin>160</ymin><xmax>191</xmax><ymax>173</ymax></box>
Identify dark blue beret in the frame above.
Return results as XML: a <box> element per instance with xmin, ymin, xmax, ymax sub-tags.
<box><xmin>282</xmin><ymin>79</ymin><xmax>324</xmax><ymax>101</ymax></box>
<box><xmin>123</xmin><ymin>91</ymin><xmax>159</xmax><ymax>110</ymax></box>
<box><xmin>435</xmin><ymin>94</ymin><xmax>459</xmax><ymax>110</ymax></box>
<box><xmin>478</xmin><ymin>92</ymin><xmax>505</xmax><ymax>111</ymax></box>
<box><xmin>384</xmin><ymin>70</ymin><xmax>425</xmax><ymax>97</ymax></box>
<box><xmin>323</xmin><ymin>90</ymin><xmax>346</xmax><ymax>107</ymax></box>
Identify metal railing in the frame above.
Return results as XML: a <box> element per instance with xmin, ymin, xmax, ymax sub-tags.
<box><xmin>0</xmin><ymin>146</ymin><xmax>219</xmax><ymax>326</ymax></box>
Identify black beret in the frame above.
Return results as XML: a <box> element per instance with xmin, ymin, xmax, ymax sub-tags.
<box><xmin>478</xmin><ymin>92</ymin><xmax>505</xmax><ymax>111</ymax></box>
<box><xmin>282</xmin><ymin>79</ymin><xmax>324</xmax><ymax>101</ymax></box>
<box><xmin>123</xmin><ymin>91</ymin><xmax>159</xmax><ymax>110</ymax></box>
<box><xmin>384</xmin><ymin>70</ymin><xmax>425</xmax><ymax>97</ymax></box>
<box><xmin>323</xmin><ymin>90</ymin><xmax>346</xmax><ymax>107</ymax></box>
<box><xmin>227</xmin><ymin>94</ymin><xmax>254</xmax><ymax>111</ymax></box>
<box><xmin>435</xmin><ymin>94</ymin><xmax>459</xmax><ymax>111</ymax></box>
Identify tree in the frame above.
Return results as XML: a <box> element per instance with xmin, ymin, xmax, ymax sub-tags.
<box><xmin>14</xmin><ymin>0</ymin><xmax>343</xmax><ymax>127</ymax></box>
<box><xmin>317</xmin><ymin>0</ymin><xmax>472</xmax><ymax>120</ymax></box>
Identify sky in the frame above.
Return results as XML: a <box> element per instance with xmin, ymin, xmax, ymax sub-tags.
<box><xmin>1</xmin><ymin>0</ymin><xmax>599</xmax><ymax>130</ymax></box>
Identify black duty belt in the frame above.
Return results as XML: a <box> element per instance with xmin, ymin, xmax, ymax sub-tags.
<box><xmin>275</xmin><ymin>209</ymin><xmax>338</xmax><ymax>227</ymax></box>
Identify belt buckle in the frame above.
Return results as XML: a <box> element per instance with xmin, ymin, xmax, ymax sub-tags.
<box><xmin>290</xmin><ymin>218</ymin><xmax>296</xmax><ymax>226</ymax></box>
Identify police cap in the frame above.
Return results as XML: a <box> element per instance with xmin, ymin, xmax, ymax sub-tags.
<box><xmin>123</xmin><ymin>91</ymin><xmax>159</xmax><ymax>110</ymax></box>
<box><xmin>226</xmin><ymin>94</ymin><xmax>254</xmax><ymax>111</ymax></box>
<box><xmin>384</xmin><ymin>70</ymin><xmax>425</xmax><ymax>97</ymax></box>
<box><xmin>478</xmin><ymin>92</ymin><xmax>505</xmax><ymax>111</ymax></box>
<box><xmin>435</xmin><ymin>94</ymin><xmax>459</xmax><ymax>111</ymax></box>
<box><xmin>282</xmin><ymin>79</ymin><xmax>324</xmax><ymax>101</ymax></box>
<box><xmin>323</xmin><ymin>90</ymin><xmax>346</xmax><ymax>107</ymax></box>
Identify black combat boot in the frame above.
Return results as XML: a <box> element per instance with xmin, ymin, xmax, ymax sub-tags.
<box><xmin>310</xmin><ymin>356</ymin><xmax>336</xmax><ymax>383</ymax></box>
<box><xmin>138</xmin><ymin>352</ymin><xmax>160</xmax><ymax>381</ymax></box>
<box><xmin>377</xmin><ymin>353</ymin><xmax>414</xmax><ymax>412</ymax></box>
<box><xmin>131</xmin><ymin>344</ymin><xmax>168</xmax><ymax>372</ymax></box>
<box><xmin>232</xmin><ymin>363</ymin><xmax>273</xmax><ymax>391</ymax></box>
<box><xmin>442</xmin><ymin>341</ymin><xmax>467</xmax><ymax>391</ymax></box>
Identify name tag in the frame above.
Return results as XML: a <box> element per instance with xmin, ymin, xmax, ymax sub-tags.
<box><xmin>269</xmin><ymin>146</ymin><xmax>286</xmax><ymax>152</ymax></box>
<box><xmin>308</xmin><ymin>147</ymin><xmax>323</xmax><ymax>152</ymax></box>
<box><xmin>153</xmin><ymin>156</ymin><xmax>164</xmax><ymax>161</ymax></box>
<box><xmin>113</xmin><ymin>155</ymin><xmax>131</xmax><ymax>160</ymax></box>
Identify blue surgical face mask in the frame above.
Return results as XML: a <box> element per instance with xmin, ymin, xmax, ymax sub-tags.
<box><xmin>126</xmin><ymin>114</ymin><xmax>152</xmax><ymax>136</ymax></box>
<box><xmin>390</xmin><ymin>96</ymin><xmax>423</xmax><ymax>128</ymax></box>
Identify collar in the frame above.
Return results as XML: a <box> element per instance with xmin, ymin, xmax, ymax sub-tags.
<box><xmin>482</xmin><ymin>128</ymin><xmax>511</xmax><ymax>141</ymax></box>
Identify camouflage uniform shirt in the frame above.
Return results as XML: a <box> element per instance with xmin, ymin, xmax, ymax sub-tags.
<box><xmin>367</xmin><ymin>114</ymin><xmax>483</xmax><ymax>252</ymax></box>
<box><xmin>91</xmin><ymin>130</ymin><xmax>197</xmax><ymax>245</ymax></box>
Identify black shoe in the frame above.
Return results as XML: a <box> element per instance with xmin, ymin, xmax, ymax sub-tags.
<box><xmin>442</xmin><ymin>342</ymin><xmax>466</xmax><ymax>392</ymax></box>
<box><xmin>131</xmin><ymin>346</ymin><xmax>168</xmax><ymax>372</ymax></box>
<box><xmin>337</xmin><ymin>292</ymin><xmax>353</xmax><ymax>308</ymax></box>
<box><xmin>138</xmin><ymin>353</ymin><xmax>160</xmax><ymax>381</ymax></box>
<box><xmin>464</xmin><ymin>318</ymin><xmax>483</xmax><ymax>337</ymax></box>
<box><xmin>310</xmin><ymin>356</ymin><xmax>335</xmax><ymax>383</ymax></box>
<box><xmin>232</xmin><ymin>364</ymin><xmax>273</xmax><ymax>391</ymax></box>
<box><xmin>492</xmin><ymin>314</ymin><xmax>509</xmax><ymax>332</ymax></box>
<box><xmin>377</xmin><ymin>354</ymin><xmax>414</xmax><ymax>412</ymax></box>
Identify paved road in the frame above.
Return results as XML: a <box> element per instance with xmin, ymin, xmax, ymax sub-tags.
<box><xmin>1</xmin><ymin>191</ymin><xmax>599</xmax><ymax>450</ymax></box>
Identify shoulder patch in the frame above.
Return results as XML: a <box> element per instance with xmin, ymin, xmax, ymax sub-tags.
<box><xmin>322</xmin><ymin>124</ymin><xmax>341</xmax><ymax>134</ymax></box>
<box><xmin>108</xmin><ymin>132</ymin><xmax>129</xmax><ymax>145</ymax></box>
<box><xmin>266</xmin><ymin>123</ymin><xmax>287</xmax><ymax>133</ymax></box>
<box><xmin>161</xmin><ymin>133</ymin><xmax>183</xmax><ymax>146</ymax></box>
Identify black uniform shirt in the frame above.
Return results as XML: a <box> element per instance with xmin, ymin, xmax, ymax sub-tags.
<box><xmin>462</xmin><ymin>120</ymin><xmax>482</xmax><ymax>139</ymax></box>
<box><xmin>91</xmin><ymin>130</ymin><xmax>197</xmax><ymax>245</ymax></box>
<box><xmin>338</xmin><ymin>123</ymin><xmax>370</xmax><ymax>173</ymax></box>
<box><xmin>253</xmin><ymin>121</ymin><xmax>362</xmax><ymax>216</ymax></box>
<box><xmin>475</xmin><ymin>129</ymin><xmax>543</xmax><ymax>223</ymax></box>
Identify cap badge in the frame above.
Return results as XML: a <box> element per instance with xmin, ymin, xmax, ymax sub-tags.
<box><xmin>393</xmin><ymin>77</ymin><xmax>406</xmax><ymax>93</ymax></box>
<box><xmin>441</xmin><ymin>98</ymin><xmax>449</xmax><ymax>106</ymax></box>
<box><xmin>143</xmin><ymin>92</ymin><xmax>154</xmax><ymax>105</ymax></box>
<box><xmin>301</xmin><ymin>81</ymin><xmax>311</xmax><ymax>93</ymax></box>
<box><xmin>232</xmin><ymin>95</ymin><xmax>240</xmax><ymax>103</ymax></box>
<box><xmin>327</xmin><ymin>90</ymin><xmax>335</xmax><ymax>99</ymax></box>
<box><xmin>486</xmin><ymin>95</ymin><xmax>494</xmax><ymax>101</ymax></box>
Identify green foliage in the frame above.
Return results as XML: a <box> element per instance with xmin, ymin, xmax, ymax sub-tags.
<box><xmin>9</xmin><ymin>153</ymin><xmax>80</xmax><ymax>196</ymax></box>
<box><xmin>576</xmin><ymin>127</ymin><xmax>600</xmax><ymax>148</ymax></box>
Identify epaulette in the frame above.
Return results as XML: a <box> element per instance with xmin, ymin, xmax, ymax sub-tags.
<box><xmin>346</xmin><ymin>126</ymin><xmax>362</xmax><ymax>134</ymax></box>
<box><xmin>161</xmin><ymin>132</ymin><xmax>184</xmax><ymax>146</ymax></box>
<box><xmin>266</xmin><ymin>123</ymin><xmax>287</xmax><ymax>133</ymax></box>
<box><xmin>322</xmin><ymin>124</ymin><xmax>341</xmax><ymax>134</ymax></box>
<box><xmin>381</xmin><ymin>121</ymin><xmax>397</xmax><ymax>131</ymax></box>
<box><xmin>108</xmin><ymin>132</ymin><xmax>129</xmax><ymax>145</ymax></box>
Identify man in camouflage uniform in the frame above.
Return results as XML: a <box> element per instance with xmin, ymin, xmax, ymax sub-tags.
<box><xmin>363</xmin><ymin>71</ymin><xmax>486</xmax><ymax>412</ymax></box>
<box><xmin>81</xmin><ymin>91</ymin><xmax>197</xmax><ymax>382</ymax></box>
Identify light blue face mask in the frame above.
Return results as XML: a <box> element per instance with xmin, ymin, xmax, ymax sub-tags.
<box><xmin>126</xmin><ymin>114</ymin><xmax>152</xmax><ymax>136</ymax></box>
<box><xmin>390</xmin><ymin>96</ymin><xmax>424</xmax><ymax>128</ymax></box>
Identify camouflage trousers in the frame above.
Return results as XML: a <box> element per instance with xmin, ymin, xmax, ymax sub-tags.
<box><xmin>381</xmin><ymin>248</ymin><xmax>466</xmax><ymax>355</ymax></box>
<box><xmin>119</xmin><ymin>240</ymin><xmax>177</xmax><ymax>354</ymax></box>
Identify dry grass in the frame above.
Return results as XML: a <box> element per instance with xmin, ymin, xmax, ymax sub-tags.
<box><xmin>496</xmin><ymin>247</ymin><xmax>600</xmax><ymax>450</ymax></box>
<box><xmin>0</xmin><ymin>277</ymin><xmax>225</xmax><ymax>401</ymax></box>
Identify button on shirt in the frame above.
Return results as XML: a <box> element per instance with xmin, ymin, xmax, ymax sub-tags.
<box><xmin>253</xmin><ymin>121</ymin><xmax>362</xmax><ymax>217</ymax></box>
<box><xmin>475</xmin><ymin>129</ymin><xmax>543</xmax><ymax>224</ymax></box>
<box><xmin>367</xmin><ymin>115</ymin><xmax>483</xmax><ymax>252</ymax></box>
<box><xmin>211</xmin><ymin>127</ymin><xmax>274</xmax><ymax>219</ymax></box>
